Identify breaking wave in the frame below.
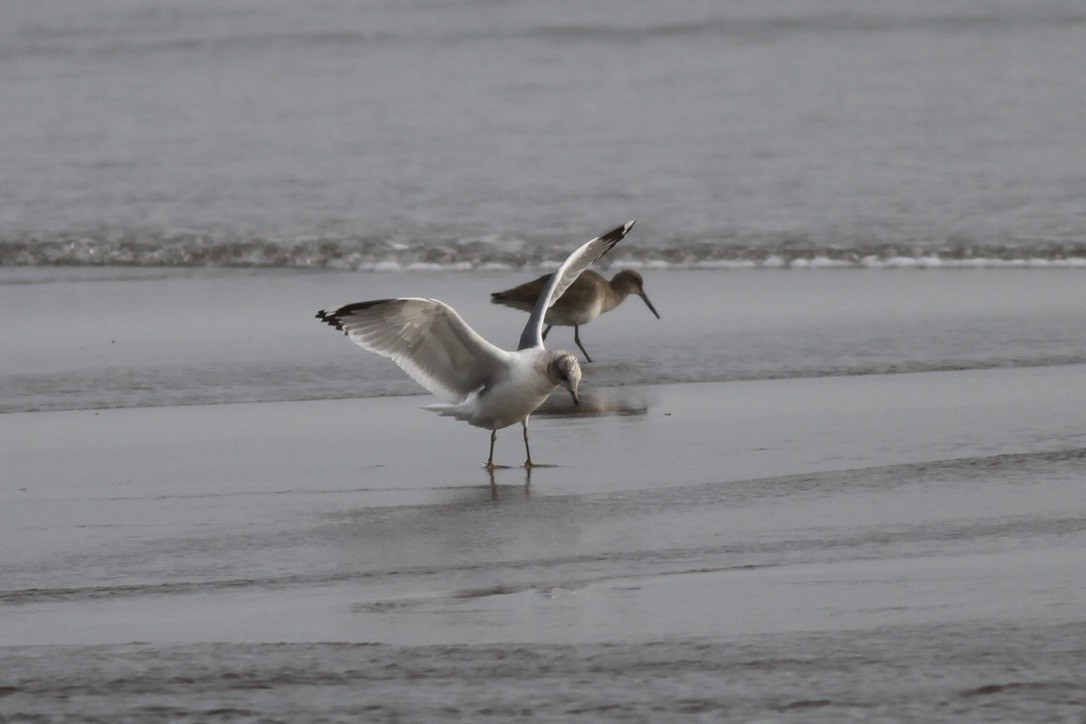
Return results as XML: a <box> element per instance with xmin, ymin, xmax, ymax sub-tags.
<box><xmin>3</xmin><ymin>231</ymin><xmax>1085</xmax><ymax>271</ymax></box>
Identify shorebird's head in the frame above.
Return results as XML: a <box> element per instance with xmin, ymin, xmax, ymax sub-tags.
<box><xmin>611</xmin><ymin>270</ymin><xmax>660</xmax><ymax>319</ymax></box>
<box><xmin>548</xmin><ymin>352</ymin><xmax>582</xmax><ymax>406</ymax></box>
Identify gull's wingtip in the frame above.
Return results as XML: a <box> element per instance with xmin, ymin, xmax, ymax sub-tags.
<box><xmin>594</xmin><ymin>219</ymin><xmax>637</xmax><ymax>256</ymax></box>
<box><xmin>603</xmin><ymin>220</ymin><xmax>636</xmax><ymax>240</ymax></box>
<box><xmin>316</xmin><ymin>307</ymin><xmax>347</xmax><ymax>333</ymax></box>
<box><xmin>316</xmin><ymin>300</ymin><xmax>387</xmax><ymax>333</ymax></box>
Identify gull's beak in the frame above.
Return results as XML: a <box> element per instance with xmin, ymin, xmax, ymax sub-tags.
<box><xmin>639</xmin><ymin>292</ymin><xmax>661</xmax><ymax>319</ymax></box>
<box><xmin>567</xmin><ymin>384</ymin><xmax>580</xmax><ymax>407</ymax></box>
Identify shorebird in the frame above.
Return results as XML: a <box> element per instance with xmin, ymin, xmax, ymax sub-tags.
<box><xmin>316</xmin><ymin>221</ymin><xmax>636</xmax><ymax>471</ymax></box>
<box><xmin>491</xmin><ymin>269</ymin><xmax>660</xmax><ymax>362</ymax></box>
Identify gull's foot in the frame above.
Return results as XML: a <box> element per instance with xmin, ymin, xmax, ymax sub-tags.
<box><xmin>485</xmin><ymin>462</ymin><xmax>513</xmax><ymax>471</ymax></box>
<box><xmin>523</xmin><ymin>461</ymin><xmax>557</xmax><ymax>469</ymax></box>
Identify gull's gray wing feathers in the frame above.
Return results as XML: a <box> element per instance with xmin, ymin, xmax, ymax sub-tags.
<box><xmin>518</xmin><ymin>220</ymin><xmax>636</xmax><ymax>351</ymax></box>
<box><xmin>316</xmin><ymin>298</ymin><xmax>509</xmax><ymax>404</ymax></box>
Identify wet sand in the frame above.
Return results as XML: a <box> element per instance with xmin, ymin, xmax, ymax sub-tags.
<box><xmin>4</xmin><ymin>365</ymin><xmax>1084</xmax><ymax>648</ymax></box>
<box><xmin>3</xmin><ymin>267</ymin><xmax>1085</xmax><ymax>719</ymax></box>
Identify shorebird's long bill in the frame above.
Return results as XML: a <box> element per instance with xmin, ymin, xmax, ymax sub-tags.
<box><xmin>639</xmin><ymin>292</ymin><xmax>661</xmax><ymax>319</ymax></box>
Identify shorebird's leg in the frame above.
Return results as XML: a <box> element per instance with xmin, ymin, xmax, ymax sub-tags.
<box><xmin>486</xmin><ymin>429</ymin><xmax>498</xmax><ymax>471</ymax></box>
<box><xmin>542</xmin><ymin>324</ymin><xmax>552</xmax><ymax>340</ymax></box>
<box><xmin>573</xmin><ymin>326</ymin><xmax>593</xmax><ymax>363</ymax></box>
<box><xmin>521</xmin><ymin>418</ymin><xmax>534</xmax><ymax>468</ymax></box>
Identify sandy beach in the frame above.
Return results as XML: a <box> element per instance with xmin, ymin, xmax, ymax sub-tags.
<box><xmin>3</xmin><ymin>264</ymin><xmax>1086</xmax><ymax>719</ymax></box>
<box><xmin>4</xmin><ymin>359</ymin><xmax>1086</xmax><ymax>718</ymax></box>
<box><xmin>5</xmin><ymin>362</ymin><xmax>1086</xmax><ymax>644</ymax></box>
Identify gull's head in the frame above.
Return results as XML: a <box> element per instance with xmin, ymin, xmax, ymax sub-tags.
<box><xmin>548</xmin><ymin>352</ymin><xmax>582</xmax><ymax>406</ymax></box>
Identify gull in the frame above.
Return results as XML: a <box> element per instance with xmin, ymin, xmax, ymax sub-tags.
<box><xmin>316</xmin><ymin>221</ymin><xmax>636</xmax><ymax>471</ymax></box>
<box><xmin>491</xmin><ymin>268</ymin><xmax>660</xmax><ymax>362</ymax></box>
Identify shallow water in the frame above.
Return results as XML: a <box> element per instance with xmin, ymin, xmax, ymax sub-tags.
<box><xmin>2</xmin><ymin>0</ymin><xmax>1085</xmax><ymax>266</ymax></box>
<box><xmin>3</xmin><ymin>624</ymin><xmax>1084</xmax><ymax>722</ymax></box>
<box><xmin>3</xmin><ymin>266</ymin><xmax>1085</xmax><ymax>413</ymax></box>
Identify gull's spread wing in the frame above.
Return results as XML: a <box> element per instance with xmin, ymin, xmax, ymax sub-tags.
<box><xmin>317</xmin><ymin>298</ymin><xmax>509</xmax><ymax>404</ymax></box>
<box><xmin>518</xmin><ymin>220</ymin><xmax>635</xmax><ymax>351</ymax></box>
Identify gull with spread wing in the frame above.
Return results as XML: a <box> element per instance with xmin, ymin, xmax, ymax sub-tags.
<box><xmin>316</xmin><ymin>221</ymin><xmax>636</xmax><ymax>470</ymax></box>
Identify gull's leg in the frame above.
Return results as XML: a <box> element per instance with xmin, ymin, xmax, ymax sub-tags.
<box><xmin>573</xmin><ymin>326</ymin><xmax>592</xmax><ymax>363</ymax></box>
<box><xmin>486</xmin><ymin>429</ymin><xmax>497</xmax><ymax>471</ymax></box>
<box><xmin>521</xmin><ymin>418</ymin><xmax>534</xmax><ymax>468</ymax></box>
<box><xmin>542</xmin><ymin>324</ymin><xmax>552</xmax><ymax>340</ymax></box>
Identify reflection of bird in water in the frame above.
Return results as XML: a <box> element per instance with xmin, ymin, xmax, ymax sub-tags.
<box><xmin>491</xmin><ymin>269</ymin><xmax>660</xmax><ymax>363</ymax></box>
<box><xmin>316</xmin><ymin>221</ymin><xmax>636</xmax><ymax>471</ymax></box>
<box><xmin>535</xmin><ymin>386</ymin><xmax>652</xmax><ymax>418</ymax></box>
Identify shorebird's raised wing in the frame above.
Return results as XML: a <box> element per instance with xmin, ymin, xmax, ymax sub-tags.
<box><xmin>518</xmin><ymin>220</ymin><xmax>635</xmax><ymax>351</ymax></box>
<box><xmin>317</xmin><ymin>298</ymin><xmax>509</xmax><ymax>404</ymax></box>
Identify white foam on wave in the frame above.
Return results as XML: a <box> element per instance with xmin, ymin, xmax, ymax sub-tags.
<box><xmin>4</xmin><ymin>232</ymin><xmax>1086</xmax><ymax>271</ymax></box>
<box><xmin>404</xmin><ymin>262</ymin><xmax>474</xmax><ymax>272</ymax></box>
<box><xmin>856</xmin><ymin>256</ymin><xmax>1086</xmax><ymax>270</ymax></box>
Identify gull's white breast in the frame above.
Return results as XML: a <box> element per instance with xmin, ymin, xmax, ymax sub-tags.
<box><xmin>460</xmin><ymin>348</ymin><xmax>556</xmax><ymax>430</ymax></box>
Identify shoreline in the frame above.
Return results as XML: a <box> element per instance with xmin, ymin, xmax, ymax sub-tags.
<box><xmin>4</xmin><ymin>265</ymin><xmax>1086</xmax><ymax>414</ymax></box>
<box><xmin>4</xmin><ymin>363</ymin><xmax>1085</xmax><ymax>495</ymax></box>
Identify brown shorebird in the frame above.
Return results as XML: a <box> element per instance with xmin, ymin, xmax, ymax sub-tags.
<box><xmin>491</xmin><ymin>269</ymin><xmax>659</xmax><ymax>362</ymax></box>
<box><xmin>316</xmin><ymin>221</ymin><xmax>636</xmax><ymax>471</ymax></box>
